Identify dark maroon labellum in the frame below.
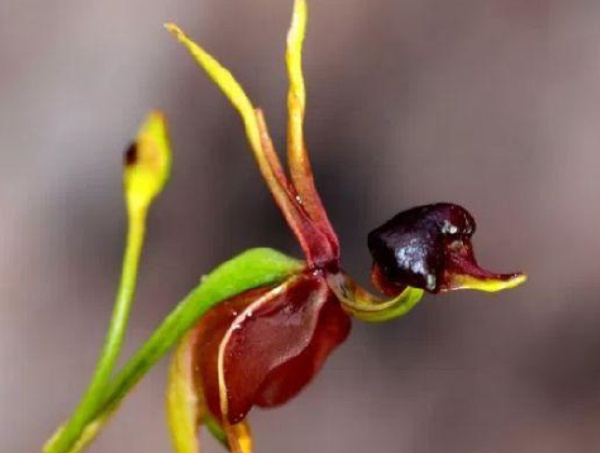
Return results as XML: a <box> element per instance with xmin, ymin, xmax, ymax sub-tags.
<box><xmin>368</xmin><ymin>203</ymin><xmax>476</xmax><ymax>293</ymax></box>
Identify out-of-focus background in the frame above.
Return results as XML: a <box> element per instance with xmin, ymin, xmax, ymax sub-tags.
<box><xmin>2</xmin><ymin>0</ymin><xmax>600</xmax><ymax>452</ymax></box>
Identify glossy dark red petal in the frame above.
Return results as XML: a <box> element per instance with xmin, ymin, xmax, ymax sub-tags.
<box><xmin>192</xmin><ymin>287</ymin><xmax>272</xmax><ymax>424</ymax></box>
<box><xmin>254</xmin><ymin>290</ymin><xmax>350</xmax><ymax>408</ymax></box>
<box><xmin>193</xmin><ymin>273</ymin><xmax>351</xmax><ymax>425</ymax></box>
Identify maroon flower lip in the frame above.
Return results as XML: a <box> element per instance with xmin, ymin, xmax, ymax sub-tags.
<box><xmin>368</xmin><ymin>203</ymin><xmax>525</xmax><ymax>293</ymax></box>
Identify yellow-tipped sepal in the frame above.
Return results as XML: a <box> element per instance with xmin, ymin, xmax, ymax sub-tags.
<box><xmin>124</xmin><ymin>111</ymin><xmax>172</xmax><ymax>215</ymax></box>
<box><xmin>327</xmin><ymin>272</ymin><xmax>424</xmax><ymax>323</ymax></box>
<box><xmin>446</xmin><ymin>272</ymin><xmax>527</xmax><ymax>293</ymax></box>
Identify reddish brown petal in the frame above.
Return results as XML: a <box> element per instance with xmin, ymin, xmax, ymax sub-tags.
<box><xmin>256</xmin><ymin>109</ymin><xmax>338</xmax><ymax>268</ymax></box>
<box><xmin>254</xmin><ymin>290</ymin><xmax>350</xmax><ymax>408</ymax></box>
<box><xmin>193</xmin><ymin>274</ymin><xmax>350</xmax><ymax>425</ymax></box>
<box><xmin>192</xmin><ymin>287</ymin><xmax>273</xmax><ymax>424</ymax></box>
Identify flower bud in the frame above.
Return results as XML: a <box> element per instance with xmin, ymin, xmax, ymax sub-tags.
<box><xmin>124</xmin><ymin>111</ymin><xmax>172</xmax><ymax>214</ymax></box>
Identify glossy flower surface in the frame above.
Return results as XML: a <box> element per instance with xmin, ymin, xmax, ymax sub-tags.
<box><xmin>193</xmin><ymin>272</ymin><xmax>350</xmax><ymax>425</ymax></box>
<box><xmin>165</xmin><ymin>1</ymin><xmax>526</xmax><ymax>452</ymax></box>
<box><xmin>368</xmin><ymin>203</ymin><xmax>526</xmax><ymax>294</ymax></box>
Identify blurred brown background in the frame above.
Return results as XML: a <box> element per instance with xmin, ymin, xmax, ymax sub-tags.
<box><xmin>2</xmin><ymin>0</ymin><xmax>600</xmax><ymax>452</ymax></box>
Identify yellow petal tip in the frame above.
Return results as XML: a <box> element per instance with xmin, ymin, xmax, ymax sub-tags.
<box><xmin>451</xmin><ymin>272</ymin><xmax>528</xmax><ymax>293</ymax></box>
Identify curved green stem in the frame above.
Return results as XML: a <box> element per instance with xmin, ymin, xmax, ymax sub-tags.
<box><xmin>44</xmin><ymin>208</ymin><xmax>148</xmax><ymax>453</ymax></box>
<box><xmin>43</xmin><ymin>248</ymin><xmax>303</xmax><ymax>453</ymax></box>
<box><xmin>90</xmin><ymin>248</ymin><xmax>303</xmax><ymax>421</ymax></box>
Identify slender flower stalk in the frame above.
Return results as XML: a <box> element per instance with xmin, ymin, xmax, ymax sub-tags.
<box><xmin>45</xmin><ymin>210</ymin><xmax>146</xmax><ymax>453</ymax></box>
<box><xmin>44</xmin><ymin>112</ymin><xmax>172</xmax><ymax>453</ymax></box>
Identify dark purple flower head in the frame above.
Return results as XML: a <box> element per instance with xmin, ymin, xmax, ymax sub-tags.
<box><xmin>368</xmin><ymin>203</ymin><xmax>525</xmax><ymax>293</ymax></box>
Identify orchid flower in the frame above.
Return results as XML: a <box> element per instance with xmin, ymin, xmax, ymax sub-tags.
<box><xmin>163</xmin><ymin>1</ymin><xmax>526</xmax><ymax>452</ymax></box>
<box><xmin>42</xmin><ymin>2</ymin><xmax>525</xmax><ymax>453</ymax></box>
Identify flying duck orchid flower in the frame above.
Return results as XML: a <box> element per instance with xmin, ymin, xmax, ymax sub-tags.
<box><xmin>164</xmin><ymin>1</ymin><xmax>526</xmax><ymax>452</ymax></box>
<box><xmin>41</xmin><ymin>2</ymin><xmax>526</xmax><ymax>453</ymax></box>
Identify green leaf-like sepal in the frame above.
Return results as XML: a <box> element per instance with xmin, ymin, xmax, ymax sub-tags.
<box><xmin>327</xmin><ymin>272</ymin><xmax>424</xmax><ymax>323</ymax></box>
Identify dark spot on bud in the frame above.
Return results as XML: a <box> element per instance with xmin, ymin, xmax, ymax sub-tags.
<box><xmin>368</xmin><ymin>203</ymin><xmax>476</xmax><ymax>293</ymax></box>
<box><xmin>124</xmin><ymin>143</ymin><xmax>138</xmax><ymax>167</ymax></box>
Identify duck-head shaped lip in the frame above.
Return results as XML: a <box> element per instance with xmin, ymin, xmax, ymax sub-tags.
<box><xmin>368</xmin><ymin>203</ymin><xmax>526</xmax><ymax>294</ymax></box>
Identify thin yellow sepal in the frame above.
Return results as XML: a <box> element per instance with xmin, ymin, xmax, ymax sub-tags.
<box><xmin>165</xmin><ymin>22</ymin><xmax>335</xmax><ymax>266</ymax></box>
<box><xmin>449</xmin><ymin>273</ymin><xmax>528</xmax><ymax>293</ymax></box>
<box><xmin>286</xmin><ymin>0</ymin><xmax>338</xmax><ymax>250</ymax></box>
<box><xmin>287</xmin><ymin>0</ymin><xmax>308</xmax><ymax>137</ymax></box>
<box><xmin>164</xmin><ymin>23</ymin><xmax>281</xmax><ymax>195</ymax></box>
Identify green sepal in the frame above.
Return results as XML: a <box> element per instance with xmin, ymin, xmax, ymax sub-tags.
<box><xmin>351</xmin><ymin>287</ymin><xmax>424</xmax><ymax>323</ymax></box>
<box><xmin>195</xmin><ymin>247</ymin><xmax>304</xmax><ymax>304</ymax></box>
<box><xmin>327</xmin><ymin>272</ymin><xmax>424</xmax><ymax>323</ymax></box>
<box><xmin>103</xmin><ymin>247</ymin><xmax>304</xmax><ymax>415</ymax></box>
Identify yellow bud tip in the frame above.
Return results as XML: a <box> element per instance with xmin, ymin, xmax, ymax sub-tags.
<box><xmin>124</xmin><ymin>110</ymin><xmax>172</xmax><ymax>213</ymax></box>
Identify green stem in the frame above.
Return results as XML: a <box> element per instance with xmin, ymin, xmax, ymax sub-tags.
<box><xmin>100</xmin><ymin>281</ymin><xmax>218</xmax><ymax>414</ymax></box>
<box><xmin>43</xmin><ymin>288</ymin><xmax>212</xmax><ymax>453</ymax></box>
<box><xmin>45</xmin><ymin>207</ymin><xmax>147</xmax><ymax>453</ymax></box>
<box><xmin>86</xmin><ymin>249</ymin><xmax>302</xmax><ymax>425</ymax></box>
<box><xmin>43</xmin><ymin>248</ymin><xmax>303</xmax><ymax>453</ymax></box>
